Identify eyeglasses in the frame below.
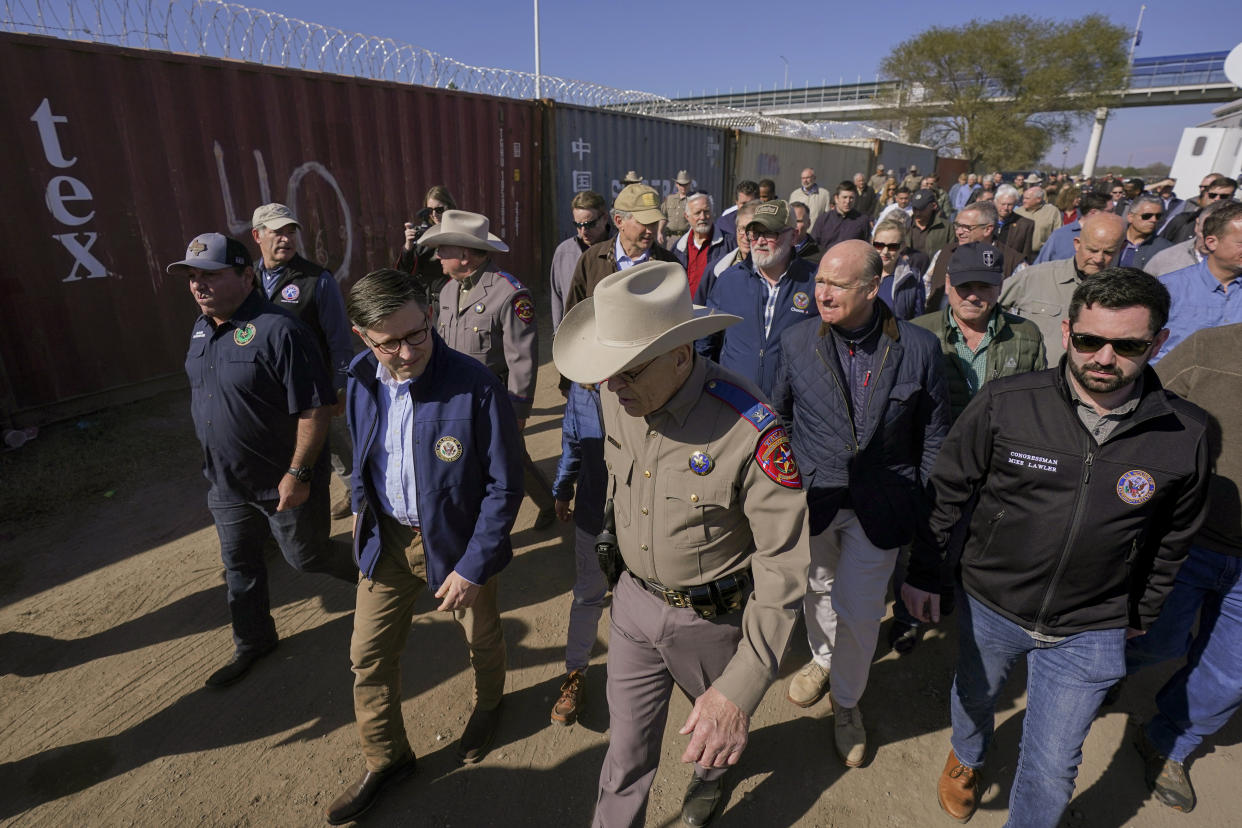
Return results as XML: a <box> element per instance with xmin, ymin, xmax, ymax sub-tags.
<box><xmin>954</xmin><ymin>222</ymin><xmax>989</xmax><ymax>233</ymax></box>
<box><xmin>745</xmin><ymin>228</ymin><xmax>783</xmax><ymax>242</ymax></box>
<box><xmin>873</xmin><ymin>241</ymin><xmax>902</xmax><ymax>252</ymax></box>
<box><xmin>1138</xmin><ymin>212</ymin><xmax>1164</xmax><ymax>220</ymax></box>
<box><xmin>612</xmin><ymin>357</ymin><xmax>659</xmax><ymax>385</ymax></box>
<box><xmin>364</xmin><ymin>324</ymin><xmax>430</xmax><ymax>355</ymax></box>
<box><xmin>1204</xmin><ymin>191</ymin><xmax>1233</xmax><ymax>201</ymax></box>
<box><xmin>1069</xmin><ymin>331</ymin><xmax>1153</xmax><ymax>358</ymax></box>
<box><xmin>428</xmin><ymin>205</ymin><xmax>447</xmax><ymax>215</ymax></box>
<box><xmin>573</xmin><ymin>216</ymin><xmax>602</xmax><ymax>230</ymax></box>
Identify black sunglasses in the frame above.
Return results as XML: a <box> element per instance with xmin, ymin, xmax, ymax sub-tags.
<box><xmin>1138</xmin><ymin>212</ymin><xmax>1163</xmax><ymax>220</ymax></box>
<box><xmin>573</xmin><ymin>216</ymin><xmax>602</xmax><ymax>230</ymax></box>
<box><xmin>872</xmin><ymin>241</ymin><xmax>902</xmax><ymax>252</ymax></box>
<box><xmin>429</xmin><ymin>205</ymin><xmax>447</xmax><ymax>215</ymax></box>
<box><xmin>1069</xmin><ymin>332</ymin><xmax>1153</xmax><ymax>358</ymax></box>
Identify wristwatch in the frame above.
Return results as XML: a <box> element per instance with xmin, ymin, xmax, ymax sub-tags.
<box><xmin>287</xmin><ymin>465</ymin><xmax>313</xmax><ymax>483</ymax></box>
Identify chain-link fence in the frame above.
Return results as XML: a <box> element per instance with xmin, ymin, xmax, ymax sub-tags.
<box><xmin>2</xmin><ymin>0</ymin><xmax>902</xmax><ymax>141</ymax></box>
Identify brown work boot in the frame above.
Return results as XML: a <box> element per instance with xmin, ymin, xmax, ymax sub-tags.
<box><xmin>551</xmin><ymin>669</ymin><xmax>586</xmax><ymax>726</ymax></box>
<box><xmin>787</xmin><ymin>660</ymin><xmax>830</xmax><ymax>708</ymax></box>
<box><xmin>937</xmin><ymin>749</ymin><xmax>982</xmax><ymax>823</ymax></box>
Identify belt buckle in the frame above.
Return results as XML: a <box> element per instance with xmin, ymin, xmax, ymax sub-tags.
<box><xmin>663</xmin><ymin>588</ymin><xmax>691</xmax><ymax>609</ymax></box>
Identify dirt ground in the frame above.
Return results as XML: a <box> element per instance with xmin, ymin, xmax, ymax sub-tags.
<box><xmin>1</xmin><ymin>340</ymin><xmax>1238</xmax><ymax>827</ymax></box>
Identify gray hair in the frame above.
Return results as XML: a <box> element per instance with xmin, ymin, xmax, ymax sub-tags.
<box><xmin>347</xmin><ymin>268</ymin><xmax>430</xmax><ymax>330</ymax></box>
<box><xmin>611</xmin><ymin>208</ymin><xmax>632</xmax><ymax>223</ymax></box>
<box><xmin>684</xmin><ymin>192</ymin><xmax>714</xmax><ymax>216</ymax></box>
<box><xmin>961</xmin><ymin>200</ymin><xmax>998</xmax><ymax>226</ymax></box>
<box><xmin>1024</xmin><ymin>186</ymin><xmax>1046</xmax><ymax>202</ymax></box>
<box><xmin>1127</xmin><ymin>195</ymin><xmax>1164</xmax><ymax>217</ymax></box>
<box><xmin>995</xmin><ymin>184</ymin><xmax>1020</xmax><ymax>202</ymax></box>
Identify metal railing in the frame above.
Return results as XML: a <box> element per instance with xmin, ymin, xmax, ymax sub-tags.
<box><xmin>0</xmin><ymin>0</ymin><xmax>904</xmax><ymax>141</ymax></box>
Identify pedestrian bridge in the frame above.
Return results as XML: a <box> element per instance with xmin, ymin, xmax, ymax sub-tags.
<box><xmin>656</xmin><ymin>52</ymin><xmax>1238</xmax><ymax>123</ymax></box>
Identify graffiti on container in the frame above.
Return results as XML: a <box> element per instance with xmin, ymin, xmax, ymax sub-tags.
<box><xmin>31</xmin><ymin>98</ymin><xmax>109</xmax><ymax>282</ymax></box>
<box><xmin>213</xmin><ymin>141</ymin><xmax>354</xmax><ymax>283</ymax></box>
<box><xmin>755</xmin><ymin>153</ymin><xmax>780</xmax><ymax>177</ymax></box>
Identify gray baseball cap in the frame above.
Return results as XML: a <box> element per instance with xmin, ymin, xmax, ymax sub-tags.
<box><xmin>165</xmin><ymin>233</ymin><xmax>250</xmax><ymax>276</ymax></box>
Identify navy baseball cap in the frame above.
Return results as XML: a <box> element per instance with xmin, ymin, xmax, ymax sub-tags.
<box><xmin>910</xmin><ymin>189</ymin><xmax>937</xmax><ymax>210</ymax></box>
<box><xmin>166</xmin><ymin>233</ymin><xmax>250</xmax><ymax>276</ymax></box>
<box><xmin>948</xmin><ymin>242</ymin><xmax>1005</xmax><ymax>287</ymax></box>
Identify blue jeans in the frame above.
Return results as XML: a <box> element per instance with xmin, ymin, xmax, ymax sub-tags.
<box><xmin>951</xmin><ymin>594</ymin><xmax>1125</xmax><ymax>828</ymax></box>
<box><xmin>1125</xmin><ymin>544</ymin><xmax>1242</xmax><ymax>763</ymax></box>
<box><xmin>207</xmin><ymin>476</ymin><xmax>356</xmax><ymax>653</ymax></box>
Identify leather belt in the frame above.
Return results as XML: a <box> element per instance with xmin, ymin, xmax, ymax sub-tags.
<box><xmin>631</xmin><ymin>569</ymin><xmax>753</xmax><ymax>620</ymax></box>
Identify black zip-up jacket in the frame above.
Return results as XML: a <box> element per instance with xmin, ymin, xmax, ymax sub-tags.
<box><xmin>908</xmin><ymin>363</ymin><xmax>1210</xmax><ymax>635</ymax></box>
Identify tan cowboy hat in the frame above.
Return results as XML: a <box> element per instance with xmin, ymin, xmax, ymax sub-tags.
<box><xmin>553</xmin><ymin>261</ymin><xmax>740</xmax><ymax>384</ymax></box>
<box><xmin>417</xmin><ymin>209</ymin><xmax>509</xmax><ymax>253</ymax></box>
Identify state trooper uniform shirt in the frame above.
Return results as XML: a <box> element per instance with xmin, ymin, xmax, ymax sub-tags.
<box><xmin>599</xmin><ymin>355</ymin><xmax>811</xmax><ymax>713</ymax></box>
<box><xmin>436</xmin><ymin>262</ymin><xmax>539</xmax><ymax>420</ymax></box>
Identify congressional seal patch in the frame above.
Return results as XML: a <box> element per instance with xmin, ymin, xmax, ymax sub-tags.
<box><xmin>513</xmin><ymin>295</ymin><xmax>535</xmax><ymax>324</ymax></box>
<box><xmin>280</xmin><ymin>284</ymin><xmax>300</xmax><ymax>302</ymax></box>
<box><xmin>792</xmin><ymin>291</ymin><xmax>810</xmax><ymax>310</ymax></box>
<box><xmin>755</xmin><ymin>427</ymin><xmax>801</xmax><ymax>489</ymax></box>
<box><xmin>1116</xmin><ymin>470</ymin><xmax>1156</xmax><ymax>505</ymax></box>
<box><xmin>233</xmin><ymin>322</ymin><xmax>256</xmax><ymax>347</ymax></box>
<box><xmin>688</xmin><ymin>450</ymin><xmax>714</xmax><ymax>475</ymax></box>
<box><xmin>435</xmin><ymin>435</ymin><xmax>463</xmax><ymax>463</ymax></box>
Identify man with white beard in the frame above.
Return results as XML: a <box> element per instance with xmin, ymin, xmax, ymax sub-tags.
<box><xmin>672</xmin><ymin>192</ymin><xmax>737</xmax><ymax>299</ymax></box>
<box><xmin>697</xmin><ymin>200</ymin><xmax>819</xmax><ymax>398</ymax></box>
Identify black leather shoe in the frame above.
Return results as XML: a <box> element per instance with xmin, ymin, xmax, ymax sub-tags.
<box><xmin>681</xmin><ymin>774</ymin><xmax>727</xmax><ymax>826</ymax></box>
<box><xmin>457</xmin><ymin>702</ymin><xmax>502</xmax><ymax>764</ymax></box>
<box><xmin>204</xmin><ymin>643</ymin><xmax>277</xmax><ymax>688</ymax></box>
<box><xmin>533</xmin><ymin>506</ymin><xmax>557</xmax><ymax>531</ymax></box>
<box><xmin>325</xmin><ymin>753</ymin><xmax>417</xmax><ymax>825</ymax></box>
<box><xmin>888</xmin><ymin>620</ymin><xmax>922</xmax><ymax>655</ymax></box>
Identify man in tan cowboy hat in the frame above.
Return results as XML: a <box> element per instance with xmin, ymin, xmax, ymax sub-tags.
<box><xmin>555</xmin><ymin>260</ymin><xmax>811</xmax><ymax>827</ymax></box>
<box><xmin>419</xmin><ymin>209</ymin><xmax>557</xmax><ymax>529</ymax></box>
<box><xmin>564</xmin><ymin>183</ymin><xmax>680</xmax><ymax>315</ymax></box>
<box><xmin>621</xmin><ymin>170</ymin><xmax>644</xmax><ymax>185</ymax></box>
<box><xmin>660</xmin><ymin>170</ymin><xmax>694</xmax><ymax>248</ymax></box>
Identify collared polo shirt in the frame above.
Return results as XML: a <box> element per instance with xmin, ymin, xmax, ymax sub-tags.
<box><xmin>185</xmin><ymin>289</ymin><xmax>335</xmax><ymax>501</ymax></box>
<box><xmin>1066</xmin><ymin>366</ymin><xmax>1142</xmax><ymax>444</ymax></box>
<box><xmin>686</xmin><ymin>232</ymin><xmax>711</xmax><ymax>296</ymax></box>
<box><xmin>1157</xmin><ymin>258</ymin><xmax>1242</xmax><ymax>361</ymax></box>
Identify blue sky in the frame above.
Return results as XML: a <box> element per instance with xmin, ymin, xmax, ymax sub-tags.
<box><xmin>242</xmin><ymin>0</ymin><xmax>1240</xmax><ymax>169</ymax></box>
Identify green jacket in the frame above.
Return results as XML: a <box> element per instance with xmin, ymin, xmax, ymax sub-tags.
<box><xmin>912</xmin><ymin>306</ymin><xmax>1047</xmax><ymax>420</ymax></box>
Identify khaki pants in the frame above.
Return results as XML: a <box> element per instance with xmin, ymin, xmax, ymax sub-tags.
<box><xmin>350</xmin><ymin>514</ymin><xmax>506</xmax><ymax>771</ymax></box>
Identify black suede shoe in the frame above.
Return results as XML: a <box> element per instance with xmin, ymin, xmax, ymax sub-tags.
<box><xmin>325</xmin><ymin>752</ymin><xmax>417</xmax><ymax>825</ymax></box>
<box><xmin>681</xmin><ymin>774</ymin><xmax>727</xmax><ymax>826</ymax></box>
<box><xmin>204</xmin><ymin>642</ymin><xmax>277</xmax><ymax>688</ymax></box>
<box><xmin>457</xmin><ymin>702</ymin><xmax>502</xmax><ymax>764</ymax></box>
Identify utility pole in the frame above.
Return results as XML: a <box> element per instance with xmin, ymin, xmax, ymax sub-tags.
<box><xmin>780</xmin><ymin>56</ymin><xmax>789</xmax><ymax>89</ymax></box>
<box><xmin>533</xmin><ymin>0</ymin><xmax>543</xmax><ymax>99</ymax></box>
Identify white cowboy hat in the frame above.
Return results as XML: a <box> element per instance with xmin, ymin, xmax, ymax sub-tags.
<box><xmin>417</xmin><ymin>209</ymin><xmax>509</xmax><ymax>253</ymax></box>
<box><xmin>553</xmin><ymin>261</ymin><xmax>740</xmax><ymax>384</ymax></box>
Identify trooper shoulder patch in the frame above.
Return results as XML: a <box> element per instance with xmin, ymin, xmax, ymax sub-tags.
<box><xmin>755</xmin><ymin>427</ymin><xmax>801</xmax><ymax>489</ymax></box>
<box><xmin>513</xmin><ymin>294</ymin><xmax>535</xmax><ymax>324</ymax></box>
<box><xmin>495</xmin><ymin>270</ymin><xmax>525</xmax><ymax>291</ymax></box>
<box><xmin>704</xmin><ymin>379</ymin><xmax>776</xmax><ymax>432</ymax></box>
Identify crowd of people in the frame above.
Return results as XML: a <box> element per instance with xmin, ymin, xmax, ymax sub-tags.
<box><xmin>163</xmin><ymin>159</ymin><xmax>1242</xmax><ymax>827</ymax></box>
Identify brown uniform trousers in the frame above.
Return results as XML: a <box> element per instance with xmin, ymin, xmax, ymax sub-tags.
<box><xmin>592</xmin><ymin>357</ymin><xmax>811</xmax><ymax>827</ymax></box>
